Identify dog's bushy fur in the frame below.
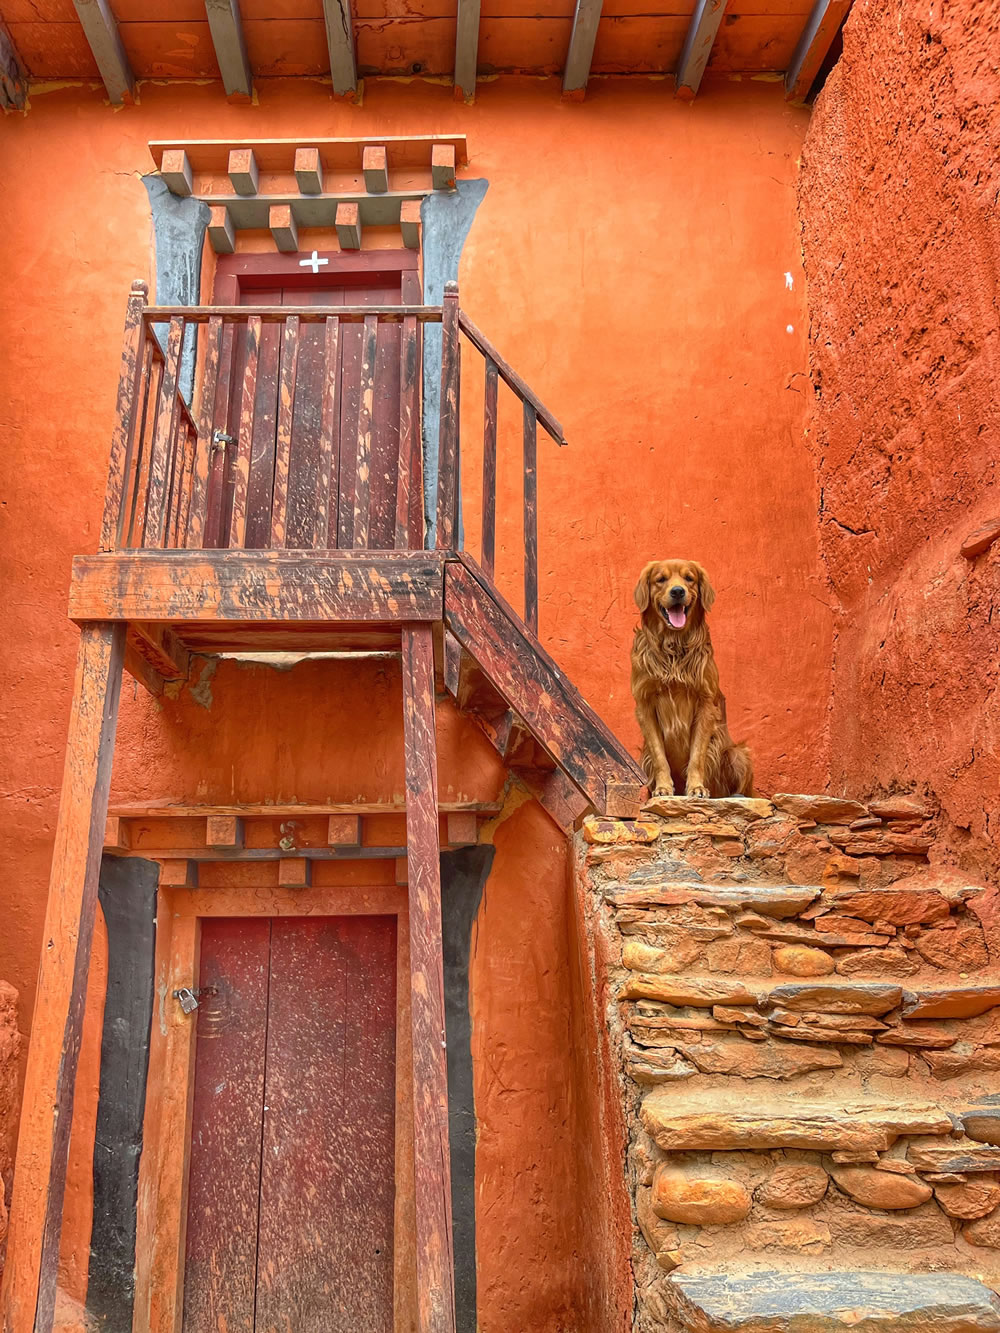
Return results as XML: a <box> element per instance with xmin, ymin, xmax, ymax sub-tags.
<box><xmin>631</xmin><ymin>558</ymin><xmax>753</xmax><ymax>798</ymax></box>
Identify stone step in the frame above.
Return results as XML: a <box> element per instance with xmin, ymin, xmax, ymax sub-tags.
<box><xmin>658</xmin><ymin>1271</ymin><xmax>1000</xmax><ymax>1331</ymax></box>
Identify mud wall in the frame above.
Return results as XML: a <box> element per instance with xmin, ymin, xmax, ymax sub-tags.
<box><xmin>797</xmin><ymin>0</ymin><xmax>1000</xmax><ymax>880</ymax></box>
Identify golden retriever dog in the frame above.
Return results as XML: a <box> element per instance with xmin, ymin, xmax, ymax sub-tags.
<box><xmin>631</xmin><ymin>559</ymin><xmax>753</xmax><ymax>798</ymax></box>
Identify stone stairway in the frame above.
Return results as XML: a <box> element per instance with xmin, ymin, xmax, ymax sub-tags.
<box><xmin>577</xmin><ymin>793</ymin><xmax>1000</xmax><ymax>1332</ymax></box>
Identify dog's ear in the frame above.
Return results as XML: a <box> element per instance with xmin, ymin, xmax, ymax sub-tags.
<box><xmin>634</xmin><ymin>562</ymin><xmax>657</xmax><ymax>613</ymax></box>
<box><xmin>696</xmin><ymin>564</ymin><xmax>716</xmax><ymax>614</ymax></box>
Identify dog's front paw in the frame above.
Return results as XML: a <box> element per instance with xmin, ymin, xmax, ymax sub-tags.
<box><xmin>652</xmin><ymin>781</ymin><xmax>674</xmax><ymax>797</ymax></box>
<box><xmin>686</xmin><ymin>782</ymin><xmax>710</xmax><ymax>798</ymax></box>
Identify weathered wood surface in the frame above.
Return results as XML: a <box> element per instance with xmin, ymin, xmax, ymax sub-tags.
<box><xmin>443</xmin><ymin>556</ymin><xmax>645</xmax><ymax>812</ymax></box>
<box><xmin>204</xmin><ymin>0</ymin><xmax>253</xmax><ymax>99</ymax></box>
<box><xmin>1</xmin><ymin>623</ymin><xmax>125</xmax><ymax>1333</ymax></box>
<box><xmin>108</xmin><ymin>799</ymin><xmax>501</xmax><ymax>818</ymax></box>
<box><xmin>229</xmin><ymin>312</ymin><xmax>260</xmax><ymax>548</ymax></box>
<box><xmin>396</xmin><ymin>313</ymin><xmax>419</xmax><ymax>548</ymax></box>
<box><xmin>87</xmin><ymin>856</ymin><xmax>159</xmax><ymax>1333</ymax></box>
<box><xmin>454</xmin><ymin>0</ymin><xmax>481</xmax><ymax>100</ymax></box>
<box><xmin>675</xmin><ymin>0</ymin><xmax>727</xmax><ymax>100</ymax></box>
<box><xmin>127</xmin><ymin>622</ymin><xmax>190</xmax><ymax>685</ymax></box>
<box><xmin>323</xmin><ymin>0</ymin><xmax>358</xmax><ymax>96</ymax></box>
<box><xmin>458</xmin><ymin>311</ymin><xmax>567</xmax><ymax>445</ymax></box>
<box><xmin>101</xmin><ymin>280</ymin><xmax>148</xmax><ymax>552</ymax></box>
<box><xmin>481</xmin><ymin>358</ymin><xmax>498</xmax><ymax>577</ymax></box>
<box><xmin>121</xmin><ymin>340</ymin><xmax>157</xmax><ymax>549</ymax></box>
<box><xmin>256</xmin><ymin>917</ymin><xmax>396</xmax><ymax>1331</ymax></box>
<box><xmin>69</xmin><ymin>550</ymin><xmax>445</xmax><ymax>623</ymax></box>
<box><xmin>142</xmin><ymin>304</ymin><xmax>442</xmax><ymax>324</ymax></box>
<box><xmin>149</xmin><ymin>136</ymin><xmax>470</xmax><ymax>174</ymax></box>
<box><xmin>143</xmin><ymin>317</ymin><xmax>184</xmax><ymax>549</ymax></box>
<box><xmin>186</xmin><ymin>315</ymin><xmax>222</xmax><ymax>549</ymax></box>
<box><xmin>72</xmin><ymin>0</ymin><xmax>134</xmax><ymax>104</ymax></box>
<box><xmin>183</xmin><ymin>918</ymin><xmax>269</xmax><ymax>1333</ymax></box>
<box><xmin>785</xmin><ymin>0</ymin><xmax>851</xmax><ymax>101</ymax></box>
<box><xmin>204</xmin><ymin>322</ymin><xmax>236</xmax><ymax>548</ymax></box>
<box><xmin>313</xmin><ymin>315</ymin><xmax>342</xmax><ymax>548</ymax></box>
<box><xmin>562</xmin><ymin>0</ymin><xmax>602</xmax><ymax>96</ymax></box>
<box><xmin>270</xmin><ymin>315</ymin><xmax>300</xmax><ymax>547</ymax></box>
<box><xmin>522</xmin><ymin>400</ymin><xmax>538</xmax><ymax>634</ymax></box>
<box><xmin>436</xmin><ymin>282</ymin><xmax>461</xmax><ymax>550</ymax></box>
<box><xmin>352</xmin><ymin>314</ymin><xmax>377</xmax><ymax>547</ymax></box>
<box><xmin>401</xmin><ymin>624</ymin><xmax>457</xmax><ymax>1333</ymax></box>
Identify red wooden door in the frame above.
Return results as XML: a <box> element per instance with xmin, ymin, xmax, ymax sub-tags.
<box><xmin>183</xmin><ymin>915</ymin><xmax>398</xmax><ymax>1333</ymax></box>
<box><xmin>208</xmin><ymin>256</ymin><xmax>420</xmax><ymax>550</ymax></box>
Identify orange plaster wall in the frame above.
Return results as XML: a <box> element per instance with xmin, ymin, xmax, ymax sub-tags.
<box><xmin>797</xmin><ymin>0</ymin><xmax>1000</xmax><ymax>883</ymax></box>
<box><xmin>0</xmin><ymin>73</ymin><xmax>825</xmax><ymax>1323</ymax></box>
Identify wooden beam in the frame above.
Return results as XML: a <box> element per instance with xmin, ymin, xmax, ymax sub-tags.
<box><xmin>400</xmin><ymin>199</ymin><xmax>421</xmax><ymax>250</ymax></box>
<box><xmin>128</xmin><ymin>623</ymin><xmax>191</xmax><ymax>682</ymax></box>
<box><xmin>431</xmin><ymin>145</ymin><xmax>456</xmax><ymax>191</ymax></box>
<box><xmin>227</xmin><ymin>147</ymin><xmax>259</xmax><ymax>195</ymax></box>
<box><xmin>269</xmin><ymin>203</ymin><xmax>299</xmax><ymax>253</ymax></box>
<box><xmin>785</xmin><ymin>0</ymin><xmax>851</xmax><ymax>102</ymax></box>
<box><xmin>328</xmin><ymin>814</ymin><xmax>362</xmax><ymax>846</ymax></box>
<box><xmin>675</xmin><ymin>0</ymin><xmax>727</xmax><ymax>101</ymax></box>
<box><xmin>454</xmin><ymin>0</ymin><xmax>481</xmax><ymax>103</ymax></box>
<box><xmin>205</xmin><ymin>0</ymin><xmax>253</xmax><ymax>101</ymax></box>
<box><xmin>158</xmin><ymin>859</ymin><xmax>199</xmax><ymax>889</ymax></box>
<box><xmin>159</xmin><ymin>149</ymin><xmax>193</xmax><ymax>198</ymax></box>
<box><xmin>69</xmin><ymin>551</ymin><xmax>446</xmax><ymax>624</ymax></box>
<box><xmin>207</xmin><ymin>205</ymin><xmax>236</xmax><ymax>254</ymax></box>
<box><xmin>206</xmin><ymin>815</ymin><xmax>245</xmax><ymax>848</ymax></box>
<box><xmin>277</xmin><ymin>857</ymin><xmax>312</xmax><ymax>888</ymax></box>
<box><xmin>322</xmin><ymin>0</ymin><xmax>358</xmax><ymax>98</ymax></box>
<box><xmin>294</xmin><ymin>146</ymin><xmax>324</xmax><ymax>194</ymax></box>
<box><xmin>0</xmin><ymin>624</ymin><xmax>126</xmax><ymax>1333</ymax></box>
<box><xmin>363</xmin><ymin>145</ymin><xmax>388</xmax><ymax>193</ymax></box>
<box><xmin>335</xmin><ymin>200</ymin><xmax>362</xmax><ymax>249</ymax></box>
<box><xmin>561</xmin><ymin>0</ymin><xmax>602</xmax><ymax>99</ymax></box>
<box><xmin>72</xmin><ymin>0</ymin><xmax>134</xmax><ymax>105</ymax></box>
<box><xmin>0</xmin><ymin>20</ymin><xmax>27</xmax><ymax>111</ymax></box>
<box><xmin>401</xmin><ymin>624</ymin><xmax>457</xmax><ymax>1333</ymax></box>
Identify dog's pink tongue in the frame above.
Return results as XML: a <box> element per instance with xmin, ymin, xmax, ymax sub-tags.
<box><xmin>667</xmin><ymin>607</ymin><xmax>687</xmax><ymax>629</ymax></box>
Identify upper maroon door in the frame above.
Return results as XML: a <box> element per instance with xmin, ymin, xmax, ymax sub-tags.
<box><xmin>205</xmin><ymin>252</ymin><xmax>421</xmax><ymax>550</ymax></box>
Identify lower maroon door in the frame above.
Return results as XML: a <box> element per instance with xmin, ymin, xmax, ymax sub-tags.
<box><xmin>182</xmin><ymin>916</ymin><xmax>397</xmax><ymax>1332</ymax></box>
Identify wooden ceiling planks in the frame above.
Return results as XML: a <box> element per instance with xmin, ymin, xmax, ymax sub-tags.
<box><xmin>0</xmin><ymin>0</ymin><xmax>845</xmax><ymax>98</ymax></box>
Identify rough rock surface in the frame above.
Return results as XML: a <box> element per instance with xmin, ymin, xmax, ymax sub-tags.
<box><xmin>756</xmin><ymin>1165</ymin><xmax>829</xmax><ymax>1211</ymax></box>
<box><xmin>650</xmin><ymin>1167</ymin><xmax>751</xmax><ymax>1226</ymax></box>
<box><xmin>829</xmin><ymin>1165</ymin><xmax>932</xmax><ymax>1210</ymax></box>
<box><xmin>772</xmin><ymin>945</ymin><xmax>835</xmax><ymax>977</ymax></box>
<box><xmin>658</xmin><ymin>1271</ymin><xmax>1000</xmax><ymax>1331</ymax></box>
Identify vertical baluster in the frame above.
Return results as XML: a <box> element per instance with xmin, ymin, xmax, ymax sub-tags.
<box><xmin>523</xmin><ymin>400</ymin><xmax>538</xmax><ymax>635</ymax></box>
<box><xmin>187</xmin><ymin>314</ymin><xmax>223</xmax><ymax>549</ymax></box>
<box><xmin>143</xmin><ymin>316</ymin><xmax>185</xmax><ymax>549</ymax></box>
<box><xmin>164</xmin><ymin>403</ymin><xmax>185</xmax><ymax>549</ymax></box>
<box><xmin>122</xmin><ymin>339</ymin><xmax>155</xmax><ymax>549</ymax></box>
<box><xmin>206</xmin><ymin>322</ymin><xmax>235</xmax><ymax>549</ymax></box>
<box><xmin>131</xmin><ymin>349</ymin><xmax>160</xmax><ymax>549</ymax></box>
<box><xmin>101</xmin><ymin>280</ymin><xmax>148</xmax><ymax>552</ymax></box>
<box><xmin>435</xmin><ymin>282</ymin><xmax>460</xmax><ymax>549</ymax></box>
<box><xmin>353</xmin><ymin>314</ymin><xmax>378</xmax><ymax>549</ymax></box>
<box><xmin>395</xmin><ymin>313</ymin><xmax>419</xmax><ymax>550</ymax></box>
<box><xmin>230</xmin><ymin>314</ymin><xmax>261</xmax><ymax>549</ymax></box>
<box><xmin>177</xmin><ymin>423</ymin><xmax>196</xmax><ymax>548</ymax></box>
<box><xmin>481</xmin><ymin>358</ymin><xmax>498</xmax><ymax>578</ymax></box>
<box><xmin>270</xmin><ymin>315</ymin><xmax>300</xmax><ymax>549</ymax></box>
<box><xmin>313</xmin><ymin>316</ymin><xmax>341</xmax><ymax>550</ymax></box>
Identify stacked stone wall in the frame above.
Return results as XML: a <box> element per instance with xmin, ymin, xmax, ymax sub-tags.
<box><xmin>577</xmin><ymin>794</ymin><xmax>1000</xmax><ymax>1331</ymax></box>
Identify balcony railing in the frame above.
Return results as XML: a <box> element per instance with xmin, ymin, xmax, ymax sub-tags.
<box><xmin>100</xmin><ymin>279</ymin><xmax>565</xmax><ymax>633</ymax></box>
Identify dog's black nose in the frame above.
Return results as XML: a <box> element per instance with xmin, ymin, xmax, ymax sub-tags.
<box><xmin>669</xmin><ymin>585</ymin><xmax>686</xmax><ymax>601</ymax></box>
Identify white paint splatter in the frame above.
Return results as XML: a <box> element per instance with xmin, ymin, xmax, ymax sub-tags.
<box><xmin>784</xmin><ymin>272</ymin><xmax>794</xmax><ymax>290</ymax></box>
<box><xmin>786</xmin><ymin>325</ymin><xmax>795</xmax><ymax>334</ymax></box>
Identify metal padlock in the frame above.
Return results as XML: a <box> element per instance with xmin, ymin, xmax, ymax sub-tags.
<box><xmin>174</xmin><ymin>986</ymin><xmax>199</xmax><ymax>1014</ymax></box>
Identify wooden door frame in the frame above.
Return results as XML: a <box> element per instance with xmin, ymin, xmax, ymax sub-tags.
<box><xmin>212</xmin><ymin>249</ymin><xmax>422</xmax><ymax>304</ymax></box>
<box><xmin>134</xmin><ymin>877</ymin><xmax>416</xmax><ymax>1333</ymax></box>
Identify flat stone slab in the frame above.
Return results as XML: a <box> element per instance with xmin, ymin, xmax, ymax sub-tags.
<box><xmin>660</xmin><ymin>1271</ymin><xmax>1000</xmax><ymax>1331</ymax></box>
<box><xmin>640</xmin><ymin>1090</ymin><xmax>953</xmax><ymax>1153</ymax></box>
<box><xmin>606</xmin><ymin>883</ymin><xmax>820</xmax><ymax>918</ymax></box>
<box><xmin>643</xmin><ymin>795</ymin><xmax>775</xmax><ymax>822</ymax></box>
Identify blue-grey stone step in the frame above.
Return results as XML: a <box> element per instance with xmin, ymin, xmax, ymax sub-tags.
<box><xmin>660</xmin><ymin>1271</ymin><xmax>1000</xmax><ymax>1331</ymax></box>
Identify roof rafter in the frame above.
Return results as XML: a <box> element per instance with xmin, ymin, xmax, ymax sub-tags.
<box><xmin>562</xmin><ymin>0</ymin><xmax>603</xmax><ymax>99</ymax></box>
<box><xmin>72</xmin><ymin>0</ymin><xmax>134</xmax><ymax>105</ymax></box>
<box><xmin>675</xmin><ymin>0</ymin><xmax>727</xmax><ymax>101</ymax></box>
<box><xmin>205</xmin><ymin>0</ymin><xmax>253</xmax><ymax>101</ymax></box>
<box><xmin>454</xmin><ymin>0</ymin><xmax>481</xmax><ymax>103</ymax></box>
<box><xmin>0</xmin><ymin>19</ymin><xmax>27</xmax><ymax>111</ymax></box>
<box><xmin>785</xmin><ymin>0</ymin><xmax>851</xmax><ymax>102</ymax></box>
<box><xmin>322</xmin><ymin>0</ymin><xmax>358</xmax><ymax>98</ymax></box>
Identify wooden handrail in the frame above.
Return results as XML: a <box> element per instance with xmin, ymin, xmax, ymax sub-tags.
<box><xmin>142</xmin><ymin>305</ymin><xmax>443</xmax><ymax>325</ymax></box>
<box><xmin>458</xmin><ymin>311</ymin><xmax>567</xmax><ymax>446</ymax></box>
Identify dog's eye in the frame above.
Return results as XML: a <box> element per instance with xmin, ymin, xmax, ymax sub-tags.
<box><xmin>656</xmin><ymin>575</ymin><xmax>667</xmax><ymax>584</ymax></box>
<box><xmin>684</xmin><ymin>574</ymin><xmax>695</xmax><ymax>583</ymax></box>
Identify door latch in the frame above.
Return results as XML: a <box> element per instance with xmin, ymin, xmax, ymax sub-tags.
<box><xmin>212</xmin><ymin>429</ymin><xmax>235</xmax><ymax>451</ymax></box>
<box><xmin>174</xmin><ymin>986</ymin><xmax>217</xmax><ymax>1014</ymax></box>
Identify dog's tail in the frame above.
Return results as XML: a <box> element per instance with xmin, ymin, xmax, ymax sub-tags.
<box><xmin>721</xmin><ymin>741</ymin><xmax>754</xmax><ymax>797</ymax></box>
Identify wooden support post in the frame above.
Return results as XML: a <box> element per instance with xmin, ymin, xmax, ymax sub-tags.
<box><xmin>523</xmin><ymin>400</ymin><xmax>538</xmax><ymax>634</ymax></box>
<box><xmin>0</xmin><ymin>623</ymin><xmax>126</xmax><ymax>1333</ymax></box>
<box><xmin>561</xmin><ymin>0</ymin><xmax>602</xmax><ymax>99</ymax></box>
<box><xmin>435</xmin><ymin>282</ymin><xmax>460</xmax><ymax>550</ymax></box>
<box><xmin>72</xmin><ymin>0</ymin><xmax>134</xmax><ymax>104</ymax></box>
<box><xmin>675</xmin><ymin>0</ymin><xmax>727</xmax><ymax>100</ymax></box>
<box><xmin>400</xmin><ymin>624</ymin><xmax>456</xmax><ymax>1333</ymax></box>
<box><xmin>322</xmin><ymin>0</ymin><xmax>358</xmax><ymax>98</ymax></box>
<box><xmin>453</xmin><ymin>0</ymin><xmax>481</xmax><ymax>102</ymax></box>
<box><xmin>205</xmin><ymin>0</ymin><xmax>253</xmax><ymax>100</ymax></box>
<box><xmin>100</xmin><ymin>280</ymin><xmax>148</xmax><ymax>552</ymax></box>
<box><xmin>481</xmin><ymin>357</ymin><xmax>497</xmax><ymax>578</ymax></box>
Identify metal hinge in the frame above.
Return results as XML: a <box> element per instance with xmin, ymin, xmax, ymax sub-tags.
<box><xmin>173</xmin><ymin>985</ymin><xmax>218</xmax><ymax>1014</ymax></box>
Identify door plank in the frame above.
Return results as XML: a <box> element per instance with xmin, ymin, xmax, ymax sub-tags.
<box><xmin>256</xmin><ymin>916</ymin><xmax>397</xmax><ymax>1332</ymax></box>
<box><xmin>182</xmin><ymin>917</ymin><xmax>270</xmax><ymax>1333</ymax></box>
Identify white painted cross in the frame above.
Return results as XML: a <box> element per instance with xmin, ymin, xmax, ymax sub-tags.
<box><xmin>299</xmin><ymin>250</ymin><xmax>329</xmax><ymax>274</ymax></box>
